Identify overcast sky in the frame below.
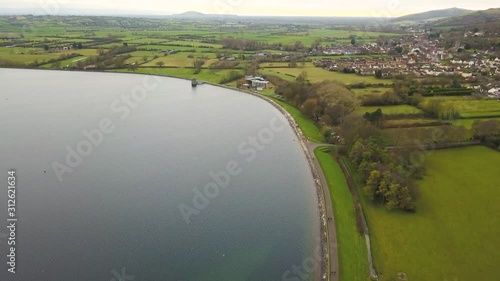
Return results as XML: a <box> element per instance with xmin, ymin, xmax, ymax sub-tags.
<box><xmin>0</xmin><ymin>0</ymin><xmax>497</xmax><ymax>16</ymax></box>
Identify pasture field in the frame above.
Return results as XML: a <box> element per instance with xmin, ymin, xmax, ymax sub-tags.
<box><xmin>166</xmin><ymin>40</ymin><xmax>223</xmax><ymax>49</ymax></box>
<box><xmin>359</xmin><ymin>146</ymin><xmax>500</xmax><ymax>281</ymax></box>
<box><xmin>260</xmin><ymin>64</ymin><xmax>391</xmax><ymax>85</ymax></box>
<box><xmin>451</xmin><ymin>117</ymin><xmax>500</xmax><ymax>128</ymax></box>
<box><xmin>258</xmin><ymin>69</ymin><xmax>296</xmax><ymax>82</ymax></box>
<box><xmin>143</xmin><ymin>57</ymin><xmax>194</xmax><ymax>67</ymax></box>
<box><xmin>383</xmin><ymin>118</ymin><xmax>444</xmax><ymax>128</ymax></box>
<box><xmin>315</xmin><ymin>148</ymin><xmax>370</xmax><ymax>281</ymax></box>
<box><xmin>125</xmin><ymin>38</ymin><xmax>170</xmax><ymax>44</ymax></box>
<box><xmin>0</xmin><ymin>47</ymin><xmax>98</xmax><ymax>65</ymax></box>
<box><xmin>40</xmin><ymin>56</ymin><xmax>87</xmax><ymax>68</ymax></box>
<box><xmin>355</xmin><ymin>105</ymin><xmax>424</xmax><ymax>115</ymax></box>
<box><xmin>351</xmin><ymin>87</ymin><xmax>389</xmax><ymax>97</ymax></box>
<box><xmin>259</xmin><ymin>62</ymin><xmax>291</xmax><ymax>68</ymax></box>
<box><xmin>421</xmin><ymin>97</ymin><xmax>500</xmax><ymax>118</ymax></box>
<box><xmin>135</xmin><ymin>45</ymin><xmax>210</xmax><ymax>51</ymax></box>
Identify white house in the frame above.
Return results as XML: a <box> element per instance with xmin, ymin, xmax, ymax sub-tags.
<box><xmin>245</xmin><ymin>76</ymin><xmax>269</xmax><ymax>91</ymax></box>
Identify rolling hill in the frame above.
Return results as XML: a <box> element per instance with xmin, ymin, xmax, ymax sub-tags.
<box><xmin>392</xmin><ymin>8</ymin><xmax>473</xmax><ymax>23</ymax></box>
<box><xmin>434</xmin><ymin>8</ymin><xmax>500</xmax><ymax>26</ymax></box>
<box><xmin>171</xmin><ymin>11</ymin><xmax>239</xmax><ymax>19</ymax></box>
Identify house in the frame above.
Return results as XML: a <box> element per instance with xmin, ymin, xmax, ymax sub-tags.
<box><xmin>245</xmin><ymin>76</ymin><xmax>269</xmax><ymax>91</ymax></box>
<box><xmin>252</xmin><ymin>53</ymin><xmax>268</xmax><ymax>60</ymax></box>
<box><xmin>358</xmin><ymin>68</ymin><xmax>373</xmax><ymax>76</ymax></box>
<box><xmin>220</xmin><ymin>56</ymin><xmax>236</xmax><ymax>61</ymax></box>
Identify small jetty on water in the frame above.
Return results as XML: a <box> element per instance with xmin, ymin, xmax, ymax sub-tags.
<box><xmin>191</xmin><ymin>78</ymin><xmax>204</xmax><ymax>87</ymax></box>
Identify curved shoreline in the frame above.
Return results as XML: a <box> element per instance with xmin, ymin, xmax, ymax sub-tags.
<box><xmin>203</xmin><ymin>82</ymin><xmax>334</xmax><ymax>281</ymax></box>
<box><xmin>1</xmin><ymin>67</ymin><xmax>336</xmax><ymax>281</ymax></box>
<box><xmin>118</xmin><ymin>70</ymin><xmax>335</xmax><ymax>281</ymax></box>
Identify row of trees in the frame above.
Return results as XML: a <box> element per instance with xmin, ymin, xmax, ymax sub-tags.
<box><xmin>349</xmin><ymin>137</ymin><xmax>415</xmax><ymax>211</ymax></box>
<box><xmin>273</xmin><ymin>73</ymin><xmax>358</xmax><ymax>127</ymax></box>
<box><xmin>472</xmin><ymin>120</ymin><xmax>500</xmax><ymax>151</ymax></box>
<box><xmin>220</xmin><ymin>37</ymin><xmax>267</xmax><ymax>51</ymax></box>
<box><xmin>271</xmin><ymin>76</ymin><xmax>412</xmax><ymax>211</ymax></box>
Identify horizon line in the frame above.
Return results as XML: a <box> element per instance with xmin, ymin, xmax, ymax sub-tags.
<box><xmin>0</xmin><ymin>6</ymin><xmax>495</xmax><ymax>18</ymax></box>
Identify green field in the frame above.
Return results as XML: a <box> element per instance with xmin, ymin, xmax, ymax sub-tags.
<box><xmin>451</xmin><ymin>117</ymin><xmax>500</xmax><ymax>128</ymax></box>
<box><xmin>421</xmin><ymin>97</ymin><xmax>500</xmax><ymax>118</ymax></box>
<box><xmin>40</xmin><ymin>55</ymin><xmax>87</xmax><ymax>68</ymax></box>
<box><xmin>0</xmin><ymin>47</ymin><xmax>97</xmax><ymax>65</ymax></box>
<box><xmin>355</xmin><ymin>105</ymin><xmax>424</xmax><ymax>116</ymax></box>
<box><xmin>315</xmin><ymin>148</ymin><xmax>370</xmax><ymax>281</ymax></box>
<box><xmin>362</xmin><ymin>146</ymin><xmax>500</xmax><ymax>281</ymax></box>
<box><xmin>351</xmin><ymin>87</ymin><xmax>389</xmax><ymax>97</ymax></box>
<box><xmin>260</xmin><ymin>64</ymin><xmax>392</xmax><ymax>85</ymax></box>
<box><xmin>383</xmin><ymin>118</ymin><xmax>443</xmax><ymax>127</ymax></box>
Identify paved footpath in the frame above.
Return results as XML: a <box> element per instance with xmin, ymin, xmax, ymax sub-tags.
<box><xmin>306</xmin><ymin>142</ymin><xmax>339</xmax><ymax>281</ymax></box>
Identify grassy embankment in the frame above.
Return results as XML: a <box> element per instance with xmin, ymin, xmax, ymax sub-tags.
<box><xmin>315</xmin><ymin>147</ymin><xmax>371</xmax><ymax>281</ymax></box>
<box><xmin>261</xmin><ymin>87</ymin><xmax>369</xmax><ymax>281</ymax></box>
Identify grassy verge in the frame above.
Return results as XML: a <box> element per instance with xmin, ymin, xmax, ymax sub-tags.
<box><xmin>314</xmin><ymin>147</ymin><xmax>370</xmax><ymax>281</ymax></box>
<box><xmin>271</xmin><ymin>98</ymin><xmax>325</xmax><ymax>143</ymax></box>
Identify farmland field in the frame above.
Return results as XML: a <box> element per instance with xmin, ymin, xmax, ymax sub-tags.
<box><xmin>260</xmin><ymin>64</ymin><xmax>392</xmax><ymax>85</ymax></box>
<box><xmin>0</xmin><ymin>47</ymin><xmax>98</xmax><ymax>65</ymax></box>
<box><xmin>362</xmin><ymin>146</ymin><xmax>500</xmax><ymax>281</ymax></box>
<box><xmin>355</xmin><ymin>105</ymin><xmax>424</xmax><ymax>115</ymax></box>
<box><xmin>383</xmin><ymin>118</ymin><xmax>444</xmax><ymax>127</ymax></box>
<box><xmin>451</xmin><ymin>117</ymin><xmax>500</xmax><ymax>128</ymax></box>
<box><xmin>421</xmin><ymin>97</ymin><xmax>500</xmax><ymax>118</ymax></box>
<box><xmin>351</xmin><ymin>87</ymin><xmax>390</xmax><ymax>97</ymax></box>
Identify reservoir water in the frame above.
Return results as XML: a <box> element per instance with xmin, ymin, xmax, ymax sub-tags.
<box><xmin>0</xmin><ymin>69</ymin><xmax>320</xmax><ymax>281</ymax></box>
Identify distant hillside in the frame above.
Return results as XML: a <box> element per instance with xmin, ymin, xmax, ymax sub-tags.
<box><xmin>392</xmin><ymin>8</ymin><xmax>473</xmax><ymax>23</ymax></box>
<box><xmin>173</xmin><ymin>11</ymin><xmax>206</xmax><ymax>18</ymax></box>
<box><xmin>434</xmin><ymin>8</ymin><xmax>500</xmax><ymax>26</ymax></box>
<box><xmin>171</xmin><ymin>11</ymin><xmax>238</xmax><ymax>19</ymax></box>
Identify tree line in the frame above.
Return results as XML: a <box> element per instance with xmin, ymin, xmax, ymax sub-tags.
<box><xmin>265</xmin><ymin>73</ymin><xmax>500</xmax><ymax>212</ymax></box>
